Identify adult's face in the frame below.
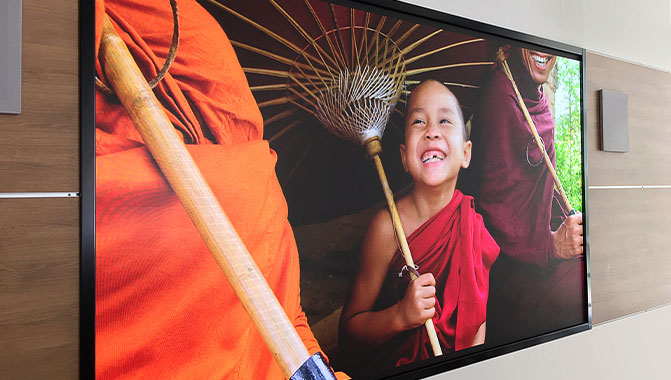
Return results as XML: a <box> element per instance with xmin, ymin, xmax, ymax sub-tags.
<box><xmin>519</xmin><ymin>48</ymin><xmax>557</xmax><ymax>85</ymax></box>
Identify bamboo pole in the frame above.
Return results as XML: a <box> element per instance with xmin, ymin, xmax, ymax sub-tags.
<box><xmin>365</xmin><ymin>138</ymin><xmax>443</xmax><ymax>357</ymax></box>
<box><xmin>98</xmin><ymin>16</ymin><xmax>327</xmax><ymax>379</ymax></box>
<box><xmin>496</xmin><ymin>49</ymin><xmax>575</xmax><ymax>213</ymax></box>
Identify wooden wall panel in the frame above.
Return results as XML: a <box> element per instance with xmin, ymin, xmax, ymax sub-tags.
<box><xmin>588</xmin><ymin>189</ymin><xmax>671</xmax><ymax>323</ymax></box>
<box><xmin>586</xmin><ymin>53</ymin><xmax>671</xmax><ymax>185</ymax></box>
<box><xmin>0</xmin><ymin>198</ymin><xmax>79</xmax><ymax>379</ymax></box>
<box><xmin>0</xmin><ymin>0</ymin><xmax>79</xmax><ymax>192</ymax></box>
<box><xmin>0</xmin><ymin>0</ymin><xmax>80</xmax><ymax>379</ymax></box>
<box><xmin>585</xmin><ymin>52</ymin><xmax>671</xmax><ymax>324</ymax></box>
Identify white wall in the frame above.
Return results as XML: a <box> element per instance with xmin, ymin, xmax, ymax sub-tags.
<box><xmin>400</xmin><ymin>1</ymin><xmax>671</xmax><ymax>379</ymax></box>
<box><xmin>403</xmin><ymin>0</ymin><xmax>671</xmax><ymax>72</ymax></box>
<box><xmin>428</xmin><ymin>305</ymin><xmax>671</xmax><ymax>380</ymax></box>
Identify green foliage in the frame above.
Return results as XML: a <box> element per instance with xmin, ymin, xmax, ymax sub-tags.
<box><xmin>554</xmin><ymin>57</ymin><xmax>583</xmax><ymax>213</ymax></box>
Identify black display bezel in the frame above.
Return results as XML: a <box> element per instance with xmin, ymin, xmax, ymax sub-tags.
<box><xmin>79</xmin><ymin>1</ymin><xmax>592</xmax><ymax>379</ymax></box>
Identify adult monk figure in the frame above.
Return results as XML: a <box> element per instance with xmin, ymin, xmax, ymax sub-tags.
<box><xmin>94</xmin><ymin>0</ymin><xmax>345</xmax><ymax>378</ymax></box>
<box><xmin>463</xmin><ymin>46</ymin><xmax>586</xmax><ymax>345</ymax></box>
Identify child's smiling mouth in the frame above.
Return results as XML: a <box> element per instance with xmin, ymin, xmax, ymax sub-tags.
<box><xmin>421</xmin><ymin>149</ymin><xmax>445</xmax><ymax>164</ymax></box>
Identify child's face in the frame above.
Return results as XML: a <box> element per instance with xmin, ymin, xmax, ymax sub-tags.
<box><xmin>400</xmin><ymin>80</ymin><xmax>471</xmax><ymax>189</ymax></box>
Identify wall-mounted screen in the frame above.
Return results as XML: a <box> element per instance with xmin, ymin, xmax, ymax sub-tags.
<box><xmin>81</xmin><ymin>0</ymin><xmax>590</xmax><ymax>379</ymax></box>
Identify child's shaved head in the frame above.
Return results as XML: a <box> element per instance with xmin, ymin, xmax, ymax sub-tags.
<box><xmin>406</xmin><ymin>79</ymin><xmax>468</xmax><ymax>141</ymax></box>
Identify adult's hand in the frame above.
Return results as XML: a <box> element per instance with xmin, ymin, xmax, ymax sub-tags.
<box><xmin>552</xmin><ymin>212</ymin><xmax>583</xmax><ymax>259</ymax></box>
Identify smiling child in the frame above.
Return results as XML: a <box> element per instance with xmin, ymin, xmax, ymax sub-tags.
<box><xmin>339</xmin><ymin>79</ymin><xmax>499</xmax><ymax>375</ymax></box>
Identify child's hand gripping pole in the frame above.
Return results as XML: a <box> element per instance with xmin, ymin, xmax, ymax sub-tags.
<box><xmin>98</xmin><ymin>16</ymin><xmax>336</xmax><ymax>380</ymax></box>
<box><xmin>365</xmin><ymin>137</ymin><xmax>444</xmax><ymax>357</ymax></box>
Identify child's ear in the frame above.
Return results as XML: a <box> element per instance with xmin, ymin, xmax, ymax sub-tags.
<box><xmin>399</xmin><ymin>144</ymin><xmax>408</xmax><ymax>172</ymax></box>
<box><xmin>461</xmin><ymin>140</ymin><xmax>472</xmax><ymax>169</ymax></box>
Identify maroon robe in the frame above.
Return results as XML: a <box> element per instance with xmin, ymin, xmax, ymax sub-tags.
<box><xmin>463</xmin><ymin>52</ymin><xmax>586</xmax><ymax>344</ymax></box>
<box><xmin>347</xmin><ymin>190</ymin><xmax>499</xmax><ymax>376</ymax></box>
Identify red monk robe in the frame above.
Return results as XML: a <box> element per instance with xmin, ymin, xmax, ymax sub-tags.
<box><xmin>348</xmin><ymin>190</ymin><xmax>499</xmax><ymax>377</ymax></box>
<box><xmin>462</xmin><ymin>50</ymin><xmax>586</xmax><ymax>345</ymax></box>
<box><xmin>94</xmin><ymin>0</ymin><xmax>342</xmax><ymax>378</ymax></box>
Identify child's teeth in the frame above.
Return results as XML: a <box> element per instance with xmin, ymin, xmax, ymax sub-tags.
<box><xmin>422</xmin><ymin>154</ymin><xmax>444</xmax><ymax>163</ymax></box>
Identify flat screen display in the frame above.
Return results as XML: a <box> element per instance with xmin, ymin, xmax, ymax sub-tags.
<box><xmin>82</xmin><ymin>0</ymin><xmax>590</xmax><ymax>379</ymax></box>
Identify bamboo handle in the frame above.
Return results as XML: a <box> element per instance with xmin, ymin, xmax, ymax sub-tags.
<box><xmin>514</xmin><ymin>84</ymin><xmax>574</xmax><ymax>212</ymax></box>
<box><xmin>99</xmin><ymin>16</ymin><xmax>310</xmax><ymax>378</ymax></box>
<box><xmin>366</xmin><ymin>140</ymin><xmax>443</xmax><ymax>357</ymax></box>
<box><xmin>496</xmin><ymin>50</ymin><xmax>574</xmax><ymax>213</ymax></box>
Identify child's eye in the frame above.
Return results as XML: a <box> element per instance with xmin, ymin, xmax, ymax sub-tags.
<box><xmin>412</xmin><ymin>119</ymin><xmax>425</xmax><ymax>126</ymax></box>
<box><xmin>440</xmin><ymin>119</ymin><xmax>452</xmax><ymax>125</ymax></box>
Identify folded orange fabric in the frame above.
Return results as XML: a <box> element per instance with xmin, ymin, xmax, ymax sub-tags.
<box><xmin>94</xmin><ymin>0</ymin><xmax>343</xmax><ymax>378</ymax></box>
<box><xmin>96</xmin><ymin>143</ymin><xmax>322</xmax><ymax>379</ymax></box>
<box><xmin>95</xmin><ymin>0</ymin><xmax>263</xmax><ymax>155</ymax></box>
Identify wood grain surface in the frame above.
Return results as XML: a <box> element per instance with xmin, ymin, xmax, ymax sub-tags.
<box><xmin>586</xmin><ymin>52</ymin><xmax>671</xmax><ymax>324</ymax></box>
<box><xmin>588</xmin><ymin>188</ymin><xmax>671</xmax><ymax>323</ymax></box>
<box><xmin>586</xmin><ymin>53</ymin><xmax>671</xmax><ymax>185</ymax></box>
<box><xmin>0</xmin><ymin>1</ymin><xmax>80</xmax><ymax>378</ymax></box>
<box><xmin>0</xmin><ymin>0</ymin><xmax>79</xmax><ymax>192</ymax></box>
<box><xmin>0</xmin><ymin>198</ymin><xmax>79</xmax><ymax>379</ymax></box>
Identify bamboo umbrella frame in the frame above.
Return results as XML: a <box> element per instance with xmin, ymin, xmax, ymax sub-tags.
<box><xmin>204</xmin><ymin>0</ymin><xmax>491</xmax><ymax>137</ymax></box>
<box><xmin>205</xmin><ymin>0</ymin><xmax>496</xmax><ymax>358</ymax></box>
<box><xmin>204</xmin><ymin>0</ymin><xmax>498</xmax><ymax>358</ymax></box>
<box><xmin>97</xmin><ymin>15</ymin><xmax>337</xmax><ymax>380</ymax></box>
<box><xmin>495</xmin><ymin>48</ymin><xmax>575</xmax><ymax>214</ymax></box>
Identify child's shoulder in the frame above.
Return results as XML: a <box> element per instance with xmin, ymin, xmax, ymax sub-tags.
<box><xmin>368</xmin><ymin>194</ymin><xmax>417</xmax><ymax>238</ymax></box>
<box><xmin>366</xmin><ymin>207</ymin><xmax>396</xmax><ymax>244</ymax></box>
<box><xmin>362</xmin><ymin>207</ymin><xmax>399</xmax><ymax>263</ymax></box>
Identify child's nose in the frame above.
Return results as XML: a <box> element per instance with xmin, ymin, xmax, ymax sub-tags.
<box><xmin>424</xmin><ymin>127</ymin><xmax>441</xmax><ymax>140</ymax></box>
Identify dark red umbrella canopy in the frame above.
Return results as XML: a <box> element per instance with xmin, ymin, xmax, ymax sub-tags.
<box><xmin>201</xmin><ymin>0</ymin><xmax>493</xmax><ymax>226</ymax></box>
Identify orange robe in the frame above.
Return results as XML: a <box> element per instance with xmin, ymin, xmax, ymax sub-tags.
<box><xmin>94</xmin><ymin>0</ymin><xmax>334</xmax><ymax>378</ymax></box>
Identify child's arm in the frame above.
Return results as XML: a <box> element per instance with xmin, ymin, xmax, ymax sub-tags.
<box><xmin>339</xmin><ymin>210</ymin><xmax>436</xmax><ymax>348</ymax></box>
<box><xmin>472</xmin><ymin>322</ymin><xmax>486</xmax><ymax>346</ymax></box>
